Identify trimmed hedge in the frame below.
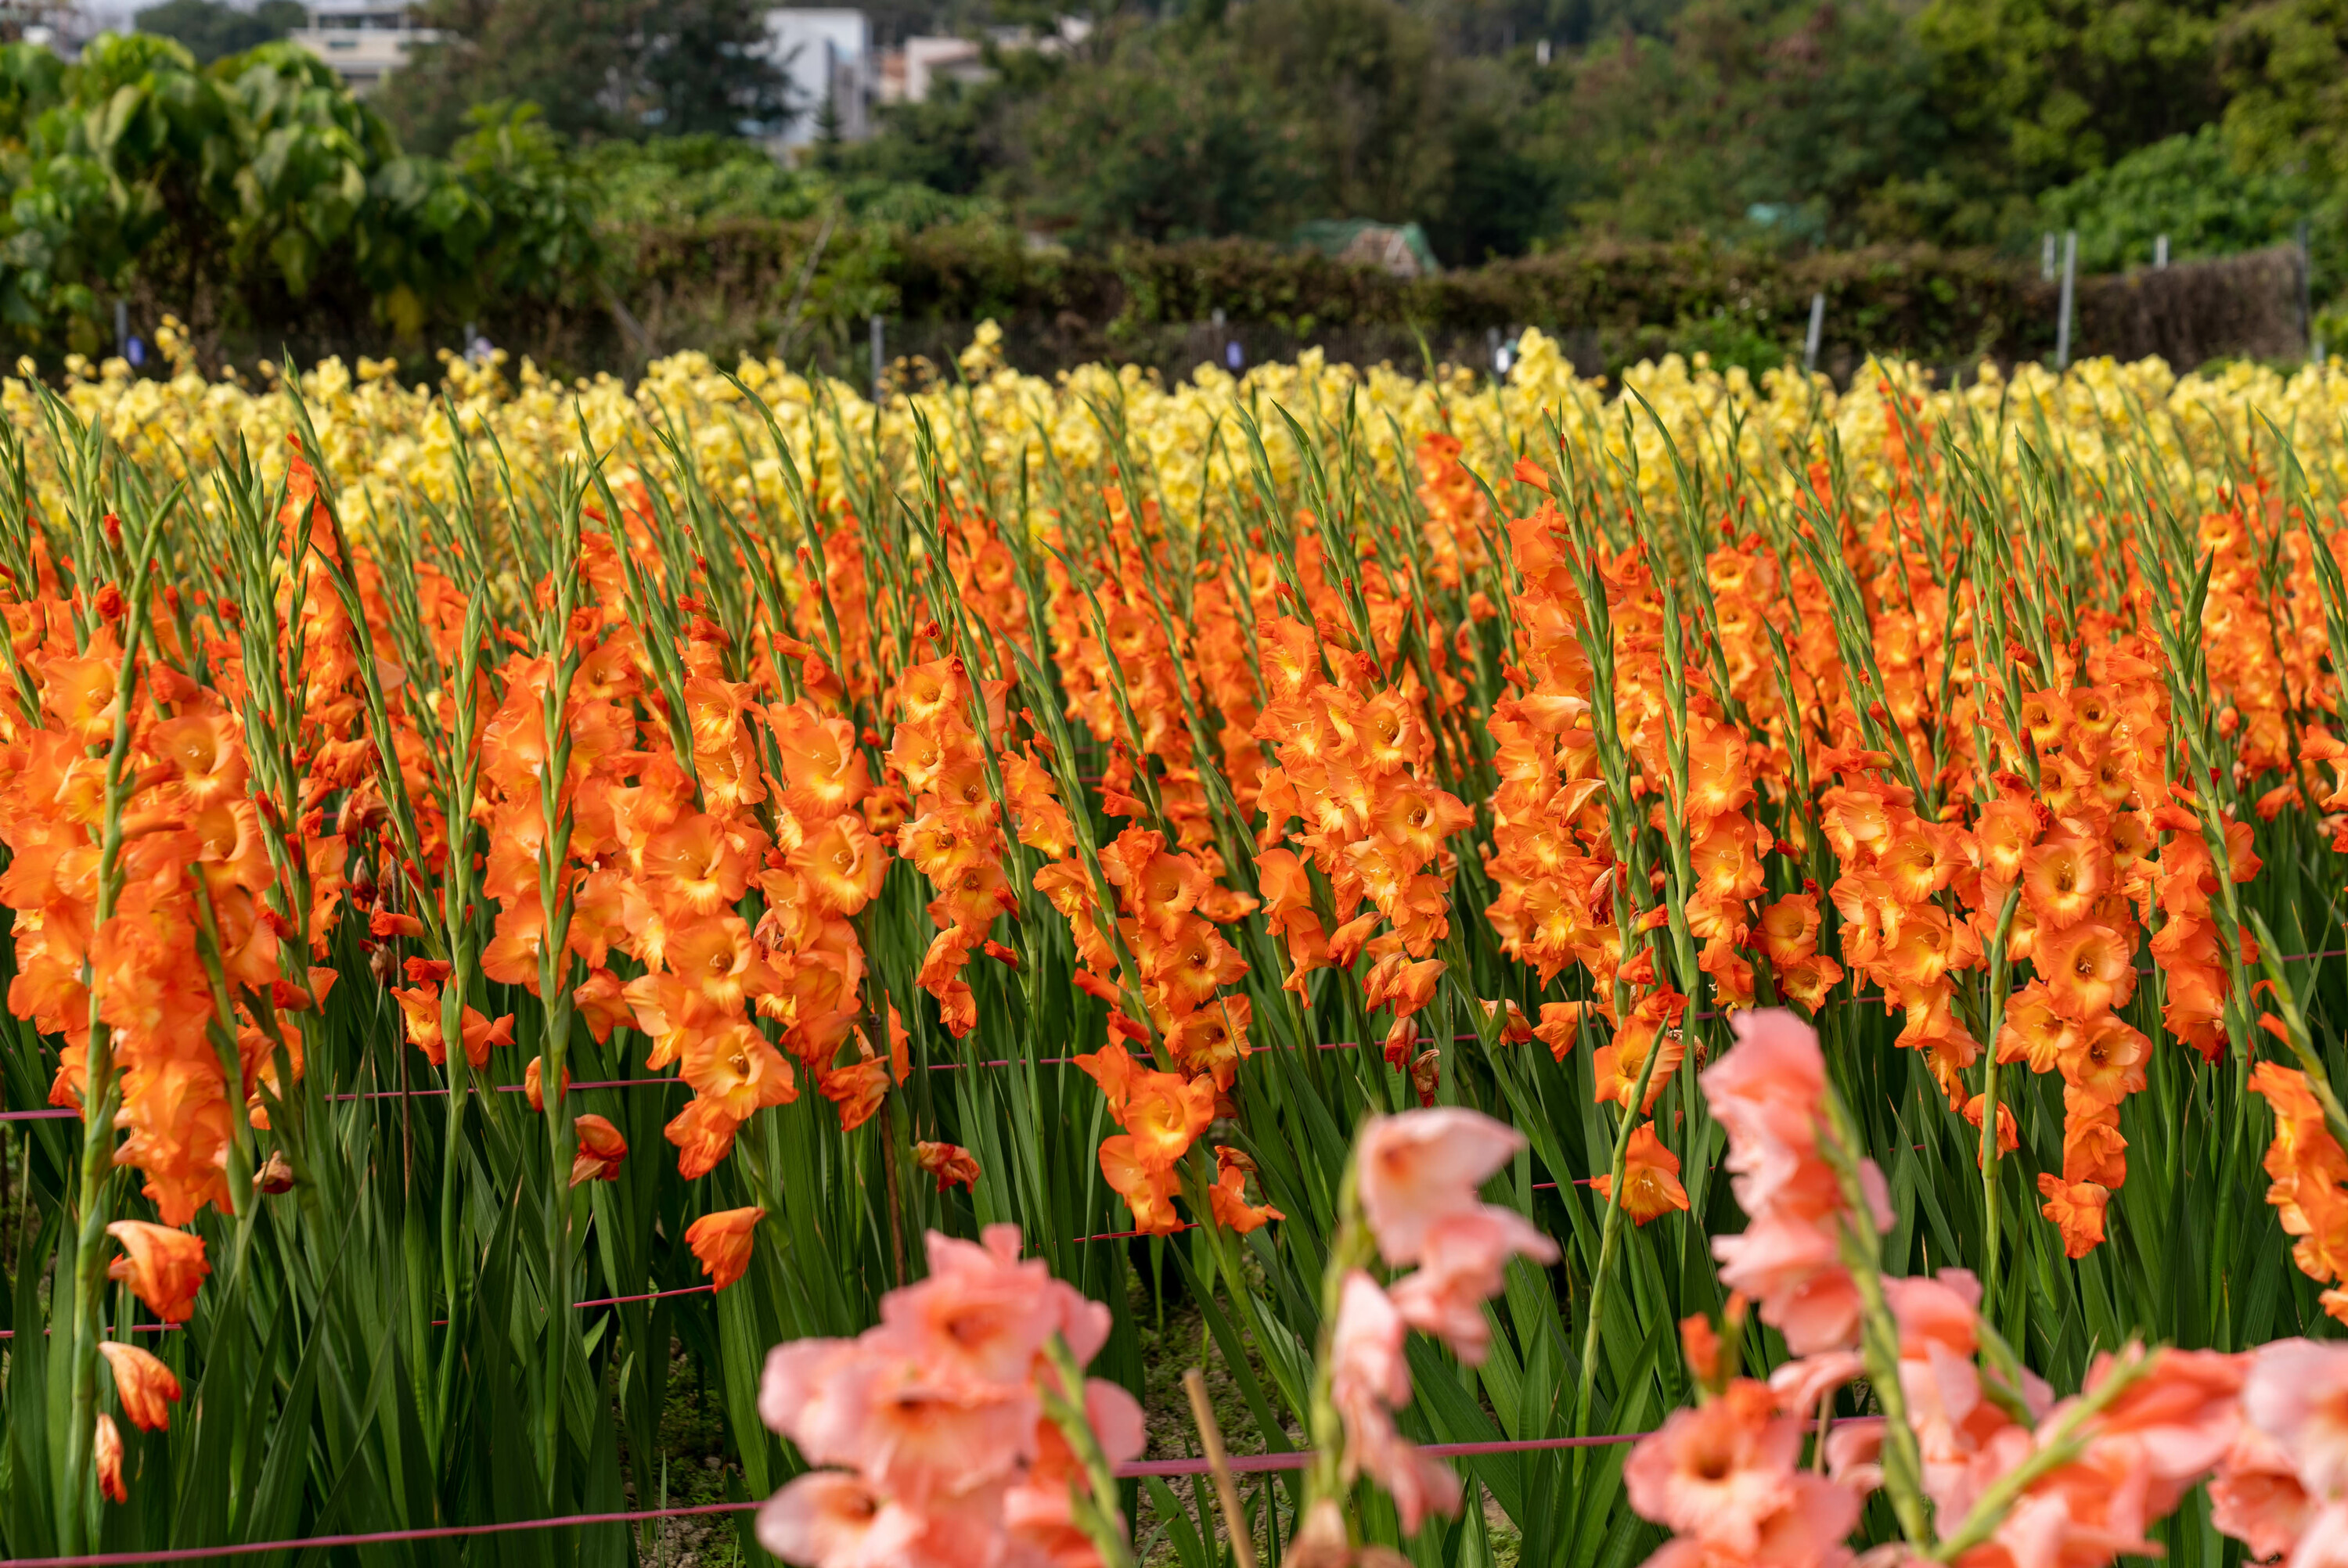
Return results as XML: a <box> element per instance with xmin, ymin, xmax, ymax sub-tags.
<box><xmin>427</xmin><ymin>225</ymin><xmax>2313</xmax><ymax>382</ymax></box>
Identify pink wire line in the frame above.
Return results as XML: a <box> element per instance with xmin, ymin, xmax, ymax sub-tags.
<box><xmin>0</xmin><ymin>1419</ymin><xmax>1903</xmax><ymax>1563</ymax></box>
<box><xmin>0</xmin><ymin>1284</ymin><xmax>718</xmax><ymax>1340</ymax></box>
<box><xmin>0</xmin><ymin>1421</ymin><xmax>1804</xmax><ymax>1565</ymax></box>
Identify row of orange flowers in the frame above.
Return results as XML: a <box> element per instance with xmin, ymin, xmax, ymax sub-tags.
<box><xmin>19</xmin><ymin>376</ymin><xmax>2348</xmax><ymax>1515</ymax></box>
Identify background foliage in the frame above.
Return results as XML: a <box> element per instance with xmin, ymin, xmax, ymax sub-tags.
<box><xmin>9</xmin><ymin>0</ymin><xmax>2348</xmax><ymax>372</ymax></box>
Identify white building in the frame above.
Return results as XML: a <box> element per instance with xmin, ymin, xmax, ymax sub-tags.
<box><xmin>287</xmin><ymin>1</ymin><xmax>430</xmax><ymax>97</ymax></box>
<box><xmin>877</xmin><ymin>34</ymin><xmax>982</xmax><ymax>104</ymax></box>
<box><xmin>873</xmin><ymin>20</ymin><xmax>1090</xmax><ymax>106</ymax></box>
<box><xmin>763</xmin><ymin>8</ymin><xmax>871</xmax><ymax>148</ymax></box>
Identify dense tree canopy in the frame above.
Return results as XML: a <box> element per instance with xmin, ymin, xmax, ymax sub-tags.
<box><xmin>132</xmin><ymin>0</ymin><xmax>307</xmax><ymax>65</ymax></box>
<box><xmin>819</xmin><ymin>0</ymin><xmax>2346</xmax><ymax>268</ymax></box>
<box><xmin>377</xmin><ymin>0</ymin><xmax>791</xmax><ymax>153</ymax></box>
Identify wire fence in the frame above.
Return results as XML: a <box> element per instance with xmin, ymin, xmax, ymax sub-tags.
<box><xmin>0</xmin><ymin>1419</ymin><xmax>1901</xmax><ymax>1565</ymax></box>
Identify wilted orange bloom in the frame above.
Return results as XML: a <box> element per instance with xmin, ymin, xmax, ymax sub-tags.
<box><xmin>913</xmin><ymin>1140</ymin><xmax>981</xmax><ymax>1192</ymax></box>
<box><xmin>664</xmin><ymin>1096</ymin><xmax>743</xmax><ymax>1181</ymax></box>
<box><xmin>95</xmin><ymin>1412</ymin><xmax>127</xmax><ymax>1505</ymax></box>
<box><xmin>1207</xmin><ymin>1145</ymin><xmax>1283</xmax><ymax>1233</ymax></box>
<box><xmin>99</xmin><ymin>1341</ymin><xmax>182</xmax><ymax>1432</ymax></box>
<box><xmin>819</xmin><ymin>1057</ymin><xmax>890</xmax><ymax>1131</ymax></box>
<box><xmin>686</xmin><ymin>1207</ymin><xmax>764</xmax><ymax>1290</ymax></box>
<box><xmin>106</xmin><ymin>1221</ymin><xmax>208</xmax><ymax>1323</ymax></box>
<box><xmin>569</xmin><ymin>1114</ymin><xmax>628</xmax><ymax>1186</ymax></box>
<box><xmin>524</xmin><ymin>1055</ymin><xmax>571</xmax><ymax>1112</ymax></box>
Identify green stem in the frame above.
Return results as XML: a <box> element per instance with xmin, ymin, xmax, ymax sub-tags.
<box><xmin>1976</xmin><ymin>885</ymin><xmax>2022</xmax><ymax>1309</ymax></box>
<box><xmin>1040</xmin><ymin>1335</ymin><xmax>1140</xmax><ymax>1568</ymax></box>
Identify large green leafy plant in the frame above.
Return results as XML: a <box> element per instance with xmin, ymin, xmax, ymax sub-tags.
<box><xmin>0</xmin><ymin>37</ymin><xmax>600</xmax><ymax>357</ymax></box>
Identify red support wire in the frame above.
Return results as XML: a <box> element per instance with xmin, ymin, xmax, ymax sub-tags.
<box><xmin>0</xmin><ymin>1284</ymin><xmax>718</xmax><ymax>1340</ymax></box>
<box><xmin>0</xmin><ymin>1420</ymin><xmax>1897</xmax><ymax>1564</ymax></box>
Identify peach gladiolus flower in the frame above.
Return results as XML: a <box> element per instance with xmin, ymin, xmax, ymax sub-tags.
<box><xmin>686</xmin><ymin>1207</ymin><xmax>763</xmax><ymax>1290</ymax></box>
<box><xmin>878</xmin><ymin>1225</ymin><xmax>1110</xmax><ymax>1390</ymax></box>
<box><xmin>1701</xmin><ymin>1009</ymin><xmax>1889</xmax><ymax>1357</ymax></box>
<box><xmin>105</xmin><ymin>1221</ymin><xmax>208</xmax><ymax>1323</ymax></box>
<box><xmin>2211</xmin><ymin>1425</ymin><xmax>2318</xmax><ymax>1560</ymax></box>
<box><xmin>756</xmin><ymin>1470</ymin><xmax>900</xmax><ymax>1566</ymax></box>
<box><xmin>756</xmin><ymin>1225</ymin><xmax>1139</xmax><ymax>1567</ymax></box>
<box><xmin>1331</xmin><ymin>1271</ymin><xmax>1463</xmax><ymax>1534</ymax></box>
<box><xmin>1622</xmin><ymin>1382</ymin><xmax>1802</xmax><ymax>1556</ymax></box>
<box><xmin>1355</xmin><ymin>1107</ymin><xmax>1525</xmax><ymax>1266</ymax></box>
<box><xmin>99</xmin><ymin>1341</ymin><xmax>182</xmax><ymax>1432</ymax></box>
<box><xmin>2243</xmin><ymin>1339</ymin><xmax>2348</xmax><ymax>1500</ymax></box>
<box><xmin>1388</xmin><ymin>1205</ymin><xmax>1559</xmax><ymax>1365</ymax></box>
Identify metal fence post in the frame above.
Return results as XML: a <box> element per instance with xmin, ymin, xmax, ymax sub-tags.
<box><xmin>2056</xmin><ymin>230</ymin><xmax>2076</xmax><ymax>371</ymax></box>
<box><xmin>2155</xmin><ymin>234</ymin><xmax>2169</xmax><ymax>268</ymax></box>
<box><xmin>870</xmin><ymin>314</ymin><xmax>884</xmax><ymax>401</ymax></box>
<box><xmin>2299</xmin><ymin>220</ymin><xmax>2320</xmax><ymax>365</ymax></box>
<box><xmin>1802</xmin><ymin>291</ymin><xmax>1825</xmax><ymax>373</ymax></box>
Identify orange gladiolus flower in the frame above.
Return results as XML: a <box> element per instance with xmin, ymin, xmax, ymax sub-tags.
<box><xmin>1207</xmin><ymin>1145</ymin><xmax>1284</xmax><ymax>1233</ymax></box>
<box><xmin>95</xmin><ymin>1412</ymin><xmax>127</xmax><ymax>1504</ymax></box>
<box><xmin>570</xmin><ymin>1114</ymin><xmax>628</xmax><ymax>1186</ymax></box>
<box><xmin>1994</xmin><ymin>980</ymin><xmax>2076</xmax><ymax>1073</ymax></box>
<box><xmin>1594</xmin><ymin>993</ymin><xmax>1687</xmax><ymax>1115</ymax></box>
<box><xmin>643</xmin><ymin>813</ymin><xmax>758</xmax><ymax>916</ymax></box>
<box><xmin>1122</xmin><ymin>1071</ymin><xmax>1217</xmax><ymax>1167</ymax></box>
<box><xmin>686</xmin><ymin>1207</ymin><xmax>764</xmax><ymax>1290</ymax></box>
<box><xmin>2036</xmin><ymin>920</ymin><xmax>2136</xmax><ymax>1021</ymax></box>
<box><xmin>1756</xmin><ymin>892</ymin><xmax>1822</xmax><ymax>966</ymax></box>
<box><xmin>1591</xmin><ymin>1124</ymin><xmax>1690</xmax><ymax>1226</ymax></box>
<box><xmin>1098</xmin><ymin>1136</ymin><xmax>1183</xmax><ymax>1234</ymax></box>
<box><xmin>105</xmin><ymin>1221</ymin><xmax>208</xmax><ymax>1323</ymax></box>
<box><xmin>524</xmin><ymin>1055</ymin><xmax>571</xmax><ymax>1113</ymax></box>
<box><xmin>1168</xmin><ymin>994</ymin><xmax>1252</xmax><ymax>1089</ymax></box>
<box><xmin>792</xmin><ymin>815</ymin><xmax>888</xmax><ymax>915</ymax></box>
<box><xmin>679</xmin><ymin>1021</ymin><xmax>798</xmax><ymax>1120</ymax></box>
<box><xmin>2036</xmin><ymin>1174</ymin><xmax>2110</xmax><ymax>1259</ymax></box>
<box><xmin>2022</xmin><ymin>833</ymin><xmax>2110</xmax><ymax>931</ymax></box>
<box><xmin>99</xmin><ymin>1341</ymin><xmax>182</xmax><ymax>1432</ymax></box>
<box><xmin>913</xmin><ymin>1140</ymin><xmax>981</xmax><ymax>1192</ymax></box>
<box><xmin>819</xmin><ymin>1058</ymin><xmax>890</xmax><ymax>1131</ymax></box>
<box><xmin>2058</xmin><ymin>1013</ymin><xmax>2150</xmax><ymax>1106</ymax></box>
<box><xmin>664</xmin><ymin>1096</ymin><xmax>743</xmax><ymax>1180</ymax></box>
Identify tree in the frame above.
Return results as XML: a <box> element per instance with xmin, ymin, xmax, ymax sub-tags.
<box><xmin>133</xmin><ymin>0</ymin><xmax>306</xmax><ymax>66</ymax></box>
<box><xmin>378</xmin><ymin>0</ymin><xmax>788</xmax><ymax>153</ymax></box>
<box><xmin>821</xmin><ymin>78</ymin><xmax>1002</xmax><ymax>200</ymax></box>
<box><xmin>2220</xmin><ymin>0</ymin><xmax>2348</xmax><ymax>183</ymax></box>
<box><xmin>1237</xmin><ymin>0</ymin><xmax>1452</xmax><ymax>226</ymax></box>
<box><xmin>1521</xmin><ymin>0</ymin><xmax>1947</xmax><ymax>246</ymax></box>
<box><xmin>2037</xmin><ymin>124</ymin><xmax>2313</xmax><ymax>272</ymax></box>
<box><xmin>1002</xmin><ymin>27</ymin><xmax>1313</xmax><ymax>243</ymax></box>
<box><xmin>0</xmin><ymin>34</ymin><xmax>599</xmax><ymax>357</ymax></box>
<box><xmin>1914</xmin><ymin>0</ymin><xmax>2231</xmax><ymax>193</ymax></box>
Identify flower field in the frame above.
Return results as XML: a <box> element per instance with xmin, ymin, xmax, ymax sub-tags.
<box><xmin>8</xmin><ymin>323</ymin><xmax>2348</xmax><ymax>1567</ymax></box>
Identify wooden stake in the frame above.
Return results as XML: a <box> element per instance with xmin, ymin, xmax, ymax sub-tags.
<box><xmin>1183</xmin><ymin>1367</ymin><xmax>1259</xmax><ymax>1568</ymax></box>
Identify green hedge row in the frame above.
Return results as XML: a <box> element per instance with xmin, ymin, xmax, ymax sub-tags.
<box><xmin>473</xmin><ymin>223</ymin><xmax>2309</xmax><ymax>380</ymax></box>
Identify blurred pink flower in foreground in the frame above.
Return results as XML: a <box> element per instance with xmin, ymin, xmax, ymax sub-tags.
<box><xmin>1336</xmin><ymin>1108</ymin><xmax>1559</xmax><ymax>1534</ymax></box>
<box><xmin>757</xmin><ymin>1224</ymin><xmax>1142</xmax><ymax>1568</ymax></box>
<box><xmin>1702</xmin><ymin>1009</ymin><xmax>1890</xmax><ymax>1357</ymax></box>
